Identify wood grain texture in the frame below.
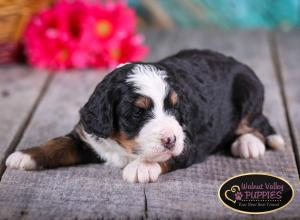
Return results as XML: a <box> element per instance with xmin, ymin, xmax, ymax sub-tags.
<box><xmin>0</xmin><ymin>71</ymin><xmax>146</xmax><ymax>219</ymax></box>
<box><xmin>276</xmin><ymin>31</ymin><xmax>300</xmax><ymax>172</ymax></box>
<box><xmin>0</xmin><ymin>31</ymin><xmax>299</xmax><ymax>219</ymax></box>
<box><xmin>144</xmin><ymin>30</ymin><xmax>300</xmax><ymax>219</ymax></box>
<box><xmin>0</xmin><ymin>67</ymin><xmax>48</xmax><ymax>174</ymax></box>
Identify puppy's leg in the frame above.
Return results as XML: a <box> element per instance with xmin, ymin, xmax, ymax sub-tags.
<box><xmin>251</xmin><ymin>115</ymin><xmax>285</xmax><ymax>151</ymax></box>
<box><xmin>123</xmin><ymin>145</ymin><xmax>199</xmax><ymax>183</ymax></box>
<box><xmin>6</xmin><ymin>132</ymin><xmax>102</xmax><ymax>170</ymax></box>
<box><xmin>232</xmin><ymin>115</ymin><xmax>285</xmax><ymax>158</ymax></box>
<box><xmin>231</xmin><ymin>73</ymin><xmax>284</xmax><ymax>158</ymax></box>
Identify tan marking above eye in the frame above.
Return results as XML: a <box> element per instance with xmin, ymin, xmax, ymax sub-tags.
<box><xmin>135</xmin><ymin>96</ymin><xmax>151</xmax><ymax>109</ymax></box>
<box><xmin>170</xmin><ymin>90</ymin><xmax>178</xmax><ymax>106</ymax></box>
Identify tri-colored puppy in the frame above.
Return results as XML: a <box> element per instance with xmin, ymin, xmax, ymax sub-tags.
<box><xmin>6</xmin><ymin>50</ymin><xmax>285</xmax><ymax>183</ymax></box>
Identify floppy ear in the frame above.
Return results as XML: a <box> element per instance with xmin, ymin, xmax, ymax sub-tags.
<box><xmin>80</xmin><ymin>84</ymin><xmax>115</xmax><ymax>138</ymax></box>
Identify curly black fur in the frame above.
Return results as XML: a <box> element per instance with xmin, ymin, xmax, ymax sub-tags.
<box><xmin>78</xmin><ymin>49</ymin><xmax>276</xmax><ymax>171</ymax></box>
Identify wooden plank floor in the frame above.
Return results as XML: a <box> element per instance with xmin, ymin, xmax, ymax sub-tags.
<box><xmin>0</xmin><ymin>68</ymin><xmax>49</xmax><ymax>177</ymax></box>
<box><xmin>276</xmin><ymin>31</ymin><xmax>300</xmax><ymax>172</ymax></box>
<box><xmin>0</xmin><ymin>31</ymin><xmax>299</xmax><ymax>219</ymax></box>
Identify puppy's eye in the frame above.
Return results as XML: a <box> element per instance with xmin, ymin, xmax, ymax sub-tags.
<box><xmin>133</xmin><ymin>108</ymin><xmax>144</xmax><ymax>118</ymax></box>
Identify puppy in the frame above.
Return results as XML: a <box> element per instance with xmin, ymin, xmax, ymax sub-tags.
<box><xmin>6</xmin><ymin>50</ymin><xmax>285</xmax><ymax>183</ymax></box>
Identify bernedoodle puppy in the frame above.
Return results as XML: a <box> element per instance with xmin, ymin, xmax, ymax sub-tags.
<box><xmin>6</xmin><ymin>49</ymin><xmax>285</xmax><ymax>183</ymax></box>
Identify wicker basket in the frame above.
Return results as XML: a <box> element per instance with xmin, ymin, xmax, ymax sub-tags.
<box><xmin>0</xmin><ymin>0</ymin><xmax>53</xmax><ymax>64</ymax></box>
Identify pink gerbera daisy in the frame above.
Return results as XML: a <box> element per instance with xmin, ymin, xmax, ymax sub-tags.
<box><xmin>24</xmin><ymin>0</ymin><xmax>148</xmax><ymax>70</ymax></box>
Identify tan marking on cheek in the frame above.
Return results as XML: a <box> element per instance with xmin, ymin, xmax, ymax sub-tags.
<box><xmin>170</xmin><ymin>91</ymin><xmax>178</xmax><ymax>106</ymax></box>
<box><xmin>135</xmin><ymin>96</ymin><xmax>151</xmax><ymax>109</ymax></box>
<box><xmin>111</xmin><ymin>132</ymin><xmax>138</xmax><ymax>153</ymax></box>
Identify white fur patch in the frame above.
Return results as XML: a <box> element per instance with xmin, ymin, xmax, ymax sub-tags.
<box><xmin>123</xmin><ymin>159</ymin><xmax>161</xmax><ymax>183</ymax></box>
<box><xmin>126</xmin><ymin>64</ymin><xmax>185</xmax><ymax>162</ymax></box>
<box><xmin>116</xmin><ymin>62</ymin><xmax>130</xmax><ymax>68</ymax></box>
<box><xmin>127</xmin><ymin>64</ymin><xmax>168</xmax><ymax>112</ymax></box>
<box><xmin>6</xmin><ymin>151</ymin><xmax>37</xmax><ymax>170</ymax></box>
<box><xmin>79</xmin><ymin>128</ymin><xmax>136</xmax><ymax>168</ymax></box>
<box><xmin>136</xmin><ymin>116</ymin><xmax>184</xmax><ymax>161</ymax></box>
<box><xmin>267</xmin><ymin>134</ymin><xmax>285</xmax><ymax>151</ymax></box>
<box><xmin>231</xmin><ymin>133</ymin><xmax>265</xmax><ymax>159</ymax></box>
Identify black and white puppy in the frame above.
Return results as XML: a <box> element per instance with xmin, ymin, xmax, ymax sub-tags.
<box><xmin>6</xmin><ymin>50</ymin><xmax>285</xmax><ymax>183</ymax></box>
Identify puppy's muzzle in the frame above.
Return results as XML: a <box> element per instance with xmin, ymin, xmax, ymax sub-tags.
<box><xmin>161</xmin><ymin>135</ymin><xmax>176</xmax><ymax>150</ymax></box>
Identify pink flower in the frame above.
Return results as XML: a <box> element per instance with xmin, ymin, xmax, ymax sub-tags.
<box><xmin>24</xmin><ymin>0</ymin><xmax>148</xmax><ymax>70</ymax></box>
<box><xmin>85</xmin><ymin>1</ymin><xmax>136</xmax><ymax>41</ymax></box>
<box><xmin>92</xmin><ymin>33</ymin><xmax>149</xmax><ymax>68</ymax></box>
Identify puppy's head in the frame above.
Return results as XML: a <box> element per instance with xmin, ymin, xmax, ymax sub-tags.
<box><xmin>80</xmin><ymin>63</ymin><xmax>185</xmax><ymax>162</ymax></box>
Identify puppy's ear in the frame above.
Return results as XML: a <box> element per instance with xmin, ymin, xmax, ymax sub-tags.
<box><xmin>80</xmin><ymin>83</ymin><xmax>116</xmax><ymax>138</ymax></box>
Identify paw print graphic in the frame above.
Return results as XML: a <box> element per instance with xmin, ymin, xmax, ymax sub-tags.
<box><xmin>235</xmin><ymin>192</ymin><xmax>243</xmax><ymax>201</ymax></box>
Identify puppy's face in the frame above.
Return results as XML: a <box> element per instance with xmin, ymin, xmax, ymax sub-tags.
<box><xmin>81</xmin><ymin>64</ymin><xmax>185</xmax><ymax>162</ymax></box>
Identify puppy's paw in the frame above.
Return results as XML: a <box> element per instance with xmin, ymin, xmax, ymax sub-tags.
<box><xmin>267</xmin><ymin>134</ymin><xmax>285</xmax><ymax>151</ymax></box>
<box><xmin>5</xmin><ymin>151</ymin><xmax>37</xmax><ymax>170</ymax></box>
<box><xmin>123</xmin><ymin>159</ymin><xmax>161</xmax><ymax>183</ymax></box>
<box><xmin>231</xmin><ymin>134</ymin><xmax>265</xmax><ymax>159</ymax></box>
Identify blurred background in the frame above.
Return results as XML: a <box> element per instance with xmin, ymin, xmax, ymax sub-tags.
<box><xmin>130</xmin><ymin>0</ymin><xmax>300</xmax><ymax>30</ymax></box>
<box><xmin>0</xmin><ymin>0</ymin><xmax>299</xmax><ymax>66</ymax></box>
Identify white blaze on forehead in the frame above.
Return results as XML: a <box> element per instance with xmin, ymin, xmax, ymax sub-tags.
<box><xmin>126</xmin><ymin>64</ymin><xmax>185</xmax><ymax>161</ymax></box>
<box><xmin>126</xmin><ymin>64</ymin><xmax>168</xmax><ymax>113</ymax></box>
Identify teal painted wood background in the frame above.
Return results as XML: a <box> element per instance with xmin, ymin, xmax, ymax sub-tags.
<box><xmin>129</xmin><ymin>0</ymin><xmax>300</xmax><ymax>29</ymax></box>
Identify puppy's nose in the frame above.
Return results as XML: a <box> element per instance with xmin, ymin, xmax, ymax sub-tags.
<box><xmin>161</xmin><ymin>135</ymin><xmax>176</xmax><ymax>150</ymax></box>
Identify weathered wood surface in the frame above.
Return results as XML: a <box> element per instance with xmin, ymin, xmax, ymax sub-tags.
<box><xmin>276</xmin><ymin>31</ymin><xmax>300</xmax><ymax>172</ymax></box>
<box><xmin>0</xmin><ymin>71</ymin><xmax>146</xmax><ymax>219</ymax></box>
<box><xmin>0</xmin><ymin>67</ymin><xmax>48</xmax><ymax>176</ymax></box>
<box><xmin>0</xmin><ymin>31</ymin><xmax>299</xmax><ymax>219</ymax></box>
<box><xmin>145</xmin><ymin>30</ymin><xmax>300</xmax><ymax>219</ymax></box>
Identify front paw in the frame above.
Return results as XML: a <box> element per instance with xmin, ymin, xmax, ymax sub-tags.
<box><xmin>231</xmin><ymin>133</ymin><xmax>265</xmax><ymax>159</ymax></box>
<box><xmin>122</xmin><ymin>159</ymin><xmax>161</xmax><ymax>183</ymax></box>
<box><xmin>5</xmin><ymin>151</ymin><xmax>37</xmax><ymax>170</ymax></box>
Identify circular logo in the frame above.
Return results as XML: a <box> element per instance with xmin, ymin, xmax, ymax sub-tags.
<box><xmin>218</xmin><ymin>173</ymin><xmax>294</xmax><ymax>214</ymax></box>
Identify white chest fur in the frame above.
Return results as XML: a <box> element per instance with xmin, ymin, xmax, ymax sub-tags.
<box><xmin>81</xmin><ymin>130</ymin><xmax>137</xmax><ymax>168</ymax></box>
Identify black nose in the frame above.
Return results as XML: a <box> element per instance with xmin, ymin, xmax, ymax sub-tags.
<box><xmin>161</xmin><ymin>136</ymin><xmax>176</xmax><ymax>150</ymax></box>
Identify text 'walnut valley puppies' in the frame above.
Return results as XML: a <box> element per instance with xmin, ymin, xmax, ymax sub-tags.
<box><xmin>6</xmin><ymin>50</ymin><xmax>285</xmax><ymax>183</ymax></box>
